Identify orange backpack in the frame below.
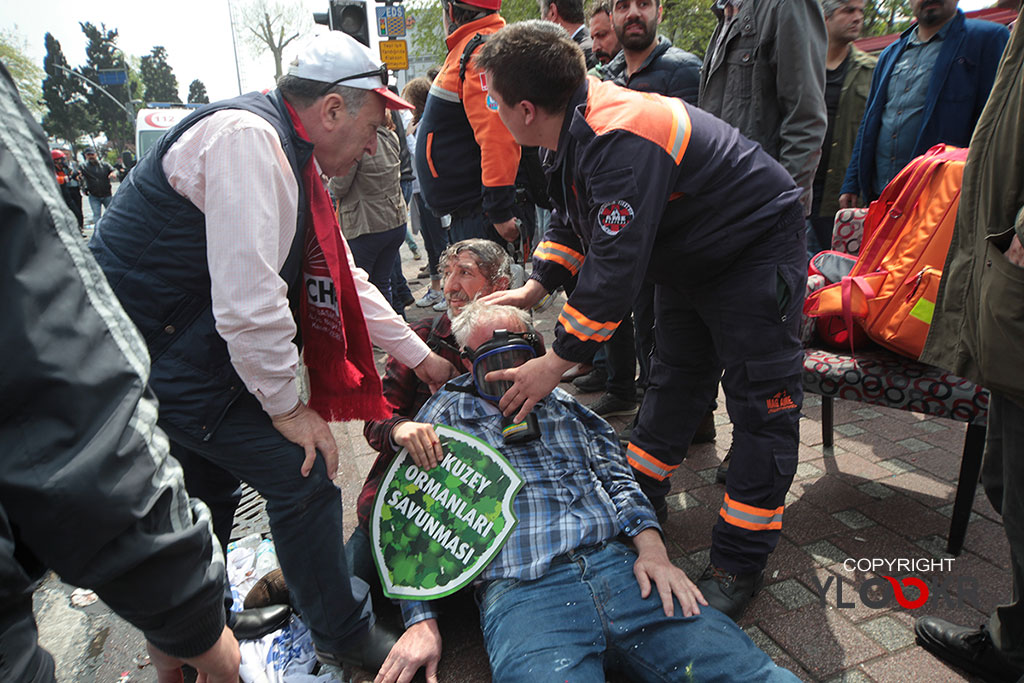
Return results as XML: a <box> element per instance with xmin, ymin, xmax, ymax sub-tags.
<box><xmin>803</xmin><ymin>144</ymin><xmax>967</xmax><ymax>360</ymax></box>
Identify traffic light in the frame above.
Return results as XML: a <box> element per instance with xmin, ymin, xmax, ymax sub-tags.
<box><xmin>313</xmin><ymin>0</ymin><xmax>371</xmax><ymax>47</ymax></box>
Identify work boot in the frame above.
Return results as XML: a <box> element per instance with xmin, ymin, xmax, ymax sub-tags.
<box><xmin>914</xmin><ymin>617</ymin><xmax>1024</xmax><ymax>682</ymax></box>
<box><xmin>315</xmin><ymin>623</ymin><xmax>401</xmax><ymax>674</ymax></box>
<box><xmin>587</xmin><ymin>392</ymin><xmax>639</xmax><ymax>418</ymax></box>
<box><xmin>696</xmin><ymin>564</ymin><xmax>764</xmax><ymax>621</ymax></box>
<box><xmin>229</xmin><ymin>604</ymin><xmax>292</xmax><ymax>641</ymax></box>
<box><xmin>692</xmin><ymin>410</ymin><xmax>717</xmax><ymax>444</ymax></box>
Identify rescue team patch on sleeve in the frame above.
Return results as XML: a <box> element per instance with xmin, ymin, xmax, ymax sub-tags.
<box><xmin>597</xmin><ymin>200</ymin><xmax>634</xmax><ymax>236</ymax></box>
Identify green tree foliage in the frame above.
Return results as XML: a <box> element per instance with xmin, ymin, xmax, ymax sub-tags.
<box><xmin>140</xmin><ymin>46</ymin><xmax>181</xmax><ymax>103</ymax></box>
<box><xmin>42</xmin><ymin>32</ymin><xmax>90</xmax><ymax>147</ymax></box>
<box><xmin>863</xmin><ymin>0</ymin><xmax>912</xmax><ymax>37</ymax></box>
<box><xmin>1</xmin><ymin>28</ymin><xmax>45</xmax><ymax>119</ymax></box>
<box><xmin>240</xmin><ymin>0</ymin><xmax>308</xmax><ymax>81</ymax></box>
<box><xmin>659</xmin><ymin>0</ymin><xmax>718</xmax><ymax>58</ymax></box>
<box><xmin>80</xmin><ymin>22</ymin><xmax>141</xmax><ymax>150</ymax></box>
<box><xmin>188</xmin><ymin>78</ymin><xmax>210</xmax><ymax>104</ymax></box>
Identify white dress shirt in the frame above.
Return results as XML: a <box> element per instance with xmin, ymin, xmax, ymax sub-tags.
<box><xmin>162</xmin><ymin>109</ymin><xmax>429</xmax><ymax>417</ymax></box>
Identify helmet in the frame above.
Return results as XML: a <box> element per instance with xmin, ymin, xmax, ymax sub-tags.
<box><xmin>50</xmin><ymin>150</ymin><xmax>66</xmax><ymax>159</ymax></box>
<box><xmin>451</xmin><ymin>0</ymin><xmax>501</xmax><ymax>11</ymax></box>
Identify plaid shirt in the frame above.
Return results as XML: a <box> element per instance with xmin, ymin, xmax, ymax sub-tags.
<box><xmin>358</xmin><ymin>315</ymin><xmax>463</xmax><ymax>531</ymax></box>
<box><xmin>400</xmin><ymin>376</ymin><xmax>661</xmax><ymax>626</ymax></box>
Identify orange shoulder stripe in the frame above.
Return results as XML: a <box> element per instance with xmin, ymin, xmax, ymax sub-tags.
<box><xmin>584</xmin><ymin>79</ymin><xmax>692</xmax><ymax>164</ymax></box>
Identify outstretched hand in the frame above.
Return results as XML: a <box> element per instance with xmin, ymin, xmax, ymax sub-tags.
<box><xmin>479</xmin><ymin>279</ymin><xmax>546</xmax><ymax>310</ymax></box>
<box><xmin>487</xmin><ymin>350</ymin><xmax>574</xmax><ymax>423</ymax></box>
<box><xmin>393</xmin><ymin>421</ymin><xmax>443</xmax><ymax>469</ymax></box>
<box><xmin>374</xmin><ymin>619</ymin><xmax>442</xmax><ymax>683</ymax></box>
<box><xmin>414</xmin><ymin>351</ymin><xmax>460</xmax><ymax>393</ymax></box>
<box><xmin>632</xmin><ymin>530</ymin><xmax>707</xmax><ymax>617</ymax></box>
<box><xmin>148</xmin><ymin>626</ymin><xmax>240</xmax><ymax>683</ymax></box>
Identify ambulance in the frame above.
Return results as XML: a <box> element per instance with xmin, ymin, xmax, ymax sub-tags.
<box><xmin>135</xmin><ymin>105</ymin><xmax>200</xmax><ymax>159</ymax></box>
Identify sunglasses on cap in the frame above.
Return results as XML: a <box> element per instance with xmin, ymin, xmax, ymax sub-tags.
<box><xmin>318</xmin><ymin>63</ymin><xmax>389</xmax><ymax>96</ymax></box>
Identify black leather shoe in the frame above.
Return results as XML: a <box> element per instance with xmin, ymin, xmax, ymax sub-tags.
<box><xmin>230</xmin><ymin>604</ymin><xmax>291</xmax><ymax>641</ymax></box>
<box><xmin>572</xmin><ymin>368</ymin><xmax>608</xmax><ymax>393</ymax></box>
<box><xmin>244</xmin><ymin>568</ymin><xmax>291</xmax><ymax>609</ymax></box>
<box><xmin>316</xmin><ymin>622</ymin><xmax>401</xmax><ymax>674</ymax></box>
<box><xmin>915</xmin><ymin>617</ymin><xmax>1024</xmax><ymax>682</ymax></box>
<box><xmin>715</xmin><ymin>449</ymin><xmax>732</xmax><ymax>484</ymax></box>
<box><xmin>696</xmin><ymin>564</ymin><xmax>763</xmax><ymax>620</ymax></box>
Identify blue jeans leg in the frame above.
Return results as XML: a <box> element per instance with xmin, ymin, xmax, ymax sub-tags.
<box><xmin>479</xmin><ymin>542</ymin><xmax>799</xmax><ymax>682</ymax></box>
<box><xmin>160</xmin><ymin>392</ymin><xmax>373</xmax><ymax>653</ymax></box>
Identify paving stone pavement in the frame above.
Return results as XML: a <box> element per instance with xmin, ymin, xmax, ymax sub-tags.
<box><xmin>37</xmin><ymin>245</ymin><xmax>1007</xmax><ymax>682</ymax></box>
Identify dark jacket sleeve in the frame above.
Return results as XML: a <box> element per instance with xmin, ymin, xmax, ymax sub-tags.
<box><xmin>665</xmin><ymin>51</ymin><xmax>702</xmax><ymax>106</ymax></box>
<box><xmin>551</xmin><ymin>131</ymin><xmax>677</xmax><ymax>362</ymax></box>
<box><xmin>0</xmin><ymin>64</ymin><xmax>226</xmax><ymax>660</ymax></box>
<box><xmin>531</xmin><ymin>206</ymin><xmax>584</xmax><ymax>294</ymax></box>
<box><xmin>773</xmin><ymin>0</ymin><xmax>828</xmax><ymax>214</ymax></box>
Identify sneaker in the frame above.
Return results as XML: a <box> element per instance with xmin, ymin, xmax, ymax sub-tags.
<box><xmin>412</xmin><ymin>248</ymin><xmax>422</xmax><ymax>260</ymax></box>
<box><xmin>587</xmin><ymin>392</ymin><xmax>639</xmax><ymax>418</ymax></box>
<box><xmin>696</xmin><ymin>564</ymin><xmax>764</xmax><ymax>620</ymax></box>
<box><xmin>432</xmin><ymin>298</ymin><xmax>448</xmax><ymax>311</ymax></box>
<box><xmin>572</xmin><ymin>368</ymin><xmax>608</xmax><ymax>393</ymax></box>
<box><xmin>914</xmin><ymin>617</ymin><xmax>1024</xmax><ymax>682</ymax></box>
<box><xmin>415</xmin><ymin>289</ymin><xmax>443</xmax><ymax>307</ymax></box>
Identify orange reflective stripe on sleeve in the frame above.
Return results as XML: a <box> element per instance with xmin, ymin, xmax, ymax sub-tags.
<box><xmin>558</xmin><ymin>303</ymin><xmax>619</xmax><ymax>343</ymax></box>
<box><xmin>534</xmin><ymin>241</ymin><xmax>584</xmax><ymax>275</ymax></box>
<box><xmin>626</xmin><ymin>443</ymin><xmax>679</xmax><ymax>480</ymax></box>
<box><xmin>718</xmin><ymin>494</ymin><xmax>784</xmax><ymax>531</ymax></box>
<box><xmin>664</xmin><ymin>96</ymin><xmax>692</xmax><ymax>165</ymax></box>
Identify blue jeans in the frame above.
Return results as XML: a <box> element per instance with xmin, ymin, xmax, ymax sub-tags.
<box><xmin>477</xmin><ymin>542</ymin><xmax>798</xmax><ymax>682</ymax></box>
<box><xmin>88</xmin><ymin>194</ymin><xmax>112</xmax><ymax>226</ymax></box>
<box><xmin>162</xmin><ymin>392</ymin><xmax>373</xmax><ymax>653</ymax></box>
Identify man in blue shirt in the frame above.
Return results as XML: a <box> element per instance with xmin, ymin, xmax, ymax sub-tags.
<box><xmin>374</xmin><ymin>302</ymin><xmax>799</xmax><ymax>683</ymax></box>
<box><xmin>839</xmin><ymin>0</ymin><xmax>1008</xmax><ymax>207</ymax></box>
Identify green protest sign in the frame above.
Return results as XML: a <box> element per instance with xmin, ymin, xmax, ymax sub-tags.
<box><xmin>370</xmin><ymin>425</ymin><xmax>523</xmax><ymax>600</ymax></box>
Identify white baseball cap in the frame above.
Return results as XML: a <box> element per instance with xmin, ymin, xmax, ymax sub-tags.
<box><xmin>288</xmin><ymin>32</ymin><xmax>412</xmax><ymax>110</ymax></box>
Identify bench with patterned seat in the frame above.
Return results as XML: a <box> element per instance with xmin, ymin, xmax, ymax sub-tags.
<box><xmin>801</xmin><ymin>208</ymin><xmax>988</xmax><ymax>556</ymax></box>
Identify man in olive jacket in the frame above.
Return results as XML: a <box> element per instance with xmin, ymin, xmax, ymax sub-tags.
<box><xmin>915</xmin><ymin>13</ymin><xmax>1024</xmax><ymax>683</ymax></box>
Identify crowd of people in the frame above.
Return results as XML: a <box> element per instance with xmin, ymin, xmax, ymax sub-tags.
<box><xmin>4</xmin><ymin>0</ymin><xmax>1024</xmax><ymax>680</ymax></box>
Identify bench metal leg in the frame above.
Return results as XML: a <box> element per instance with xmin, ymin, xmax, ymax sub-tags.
<box><xmin>821</xmin><ymin>396</ymin><xmax>834</xmax><ymax>448</ymax></box>
<box><xmin>946</xmin><ymin>422</ymin><xmax>987</xmax><ymax>556</ymax></box>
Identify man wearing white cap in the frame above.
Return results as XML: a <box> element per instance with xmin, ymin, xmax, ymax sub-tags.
<box><xmin>90</xmin><ymin>31</ymin><xmax>456</xmax><ymax>673</ymax></box>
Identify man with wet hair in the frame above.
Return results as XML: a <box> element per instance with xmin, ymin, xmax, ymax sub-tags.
<box><xmin>477</xmin><ymin>20</ymin><xmax>806</xmax><ymax>620</ymax></box>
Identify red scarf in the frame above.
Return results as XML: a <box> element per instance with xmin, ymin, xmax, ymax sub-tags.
<box><xmin>285</xmin><ymin>101</ymin><xmax>388</xmax><ymax>422</ymax></box>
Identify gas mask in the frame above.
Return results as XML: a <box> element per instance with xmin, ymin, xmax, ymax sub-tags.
<box><xmin>462</xmin><ymin>329</ymin><xmax>545</xmax><ymax>443</ymax></box>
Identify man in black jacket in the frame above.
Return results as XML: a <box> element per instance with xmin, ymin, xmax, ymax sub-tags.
<box><xmin>541</xmin><ymin>0</ymin><xmax>598</xmax><ymax>68</ymax></box>
<box><xmin>581</xmin><ymin>0</ymin><xmax>703</xmax><ymax>430</ymax></box>
<box><xmin>0</xmin><ymin>63</ymin><xmax>239</xmax><ymax>683</ymax></box>
<box><xmin>80</xmin><ymin>146</ymin><xmax>118</xmax><ymax>226</ymax></box>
